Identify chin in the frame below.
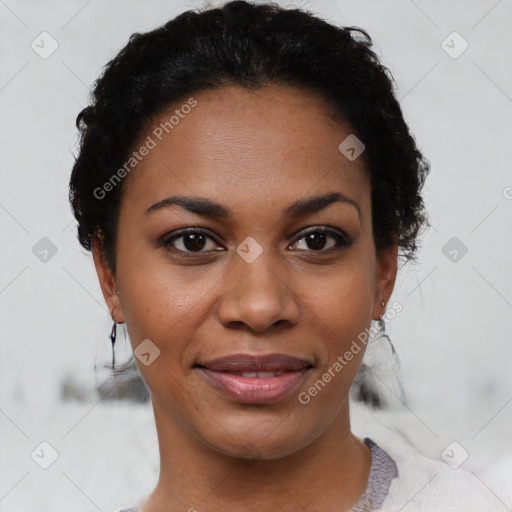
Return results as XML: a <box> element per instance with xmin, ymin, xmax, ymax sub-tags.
<box><xmin>208</xmin><ymin>434</ymin><xmax>306</xmax><ymax>462</ymax></box>
<box><xmin>195</xmin><ymin>409</ymin><xmax>322</xmax><ymax>462</ymax></box>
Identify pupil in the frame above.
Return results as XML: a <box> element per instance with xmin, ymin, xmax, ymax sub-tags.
<box><xmin>307</xmin><ymin>232</ymin><xmax>326</xmax><ymax>250</ymax></box>
<box><xmin>184</xmin><ymin>233</ymin><xmax>206</xmax><ymax>251</ymax></box>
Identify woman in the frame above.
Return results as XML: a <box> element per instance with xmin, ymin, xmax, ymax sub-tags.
<box><xmin>68</xmin><ymin>1</ymin><xmax>501</xmax><ymax>510</ymax></box>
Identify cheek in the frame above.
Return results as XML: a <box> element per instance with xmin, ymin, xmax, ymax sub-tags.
<box><xmin>114</xmin><ymin>248</ymin><xmax>199</xmax><ymax>347</ymax></box>
<box><xmin>115</xmin><ymin>261</ymin><xmax>204</xmax><ymax>402</ymax></box>
<box><xmin>296</xmin><ymin>267</ymin><xmax>374</xmax><ymax>416</ymax></box>
<box><xmin>300</xmin><ymin>259</ymin><xmax>375</xmax><ymax>346</ymax></box>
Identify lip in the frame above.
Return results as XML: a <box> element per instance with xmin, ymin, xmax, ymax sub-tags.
<box><xmin>196</xmin><ymin>353</ymin><xmax>313</xmax><ymax>404</ymax></box>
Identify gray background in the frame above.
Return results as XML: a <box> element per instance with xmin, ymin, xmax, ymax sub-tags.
<box><xmin>1</xmin><ymin>0</ymin><xmax>511</xmax><ymax>510</ymax></box>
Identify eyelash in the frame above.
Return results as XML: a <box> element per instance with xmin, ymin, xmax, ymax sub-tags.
<box><xmin>159</xmin><ymin>226</ymin><xmax>353</xmax><ymax>257</ymax></box>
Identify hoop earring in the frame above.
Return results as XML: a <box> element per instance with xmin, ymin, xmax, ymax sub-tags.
<box><xmin>110</xmin><ymin>322</ymin><xmax>117</xmax><ymax>371</ymax></box>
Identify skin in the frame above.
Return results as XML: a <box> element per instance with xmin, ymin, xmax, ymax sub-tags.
<box><xmin>93</xmin><ymin>84</ymin><xmax>398</xmax><ymax>511</ymax></box>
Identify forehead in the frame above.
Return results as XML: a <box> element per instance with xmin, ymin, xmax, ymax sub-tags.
<box><xmin>122</xmin><ymin>84</ymin><xmax>370</xmax><ymax>216</ymax></box>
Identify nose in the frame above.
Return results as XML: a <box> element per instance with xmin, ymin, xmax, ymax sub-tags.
<box><xmin>216</xmin><ymin>251</ymin><xmax>300</xmax><ymax>333</ymax></box>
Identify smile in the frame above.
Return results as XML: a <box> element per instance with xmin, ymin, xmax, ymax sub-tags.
<box><xmin>195</xmin><ymin>353</ymin><xmax>313</xmax><ymax>404</ymax></box>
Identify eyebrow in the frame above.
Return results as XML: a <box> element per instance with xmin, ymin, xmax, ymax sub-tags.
<box><xmin>145</xmin><ymin>191</ymin><xmax>361</xmax><ymax>222</ymax></box>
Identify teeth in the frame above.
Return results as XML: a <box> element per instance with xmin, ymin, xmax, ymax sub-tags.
<box><xmin>240</xmin><ymin>371</ymin><xmax>284</xmax><ymax>378</ymax></box>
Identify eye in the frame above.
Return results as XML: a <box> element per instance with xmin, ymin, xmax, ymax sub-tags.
<box><xmin>160</xmin><ymin>228</ymin><xmax>223</xmax><ymax>254</ymax></box>
<box><xmin>289</xmin><ymin>227</ymin><xmax>352</xmax><ymax>253</ymax></box>
<box><xmin>159</xmin><ymin>226</ymin><xmax>352</xmax><ymax>257</ymax></box>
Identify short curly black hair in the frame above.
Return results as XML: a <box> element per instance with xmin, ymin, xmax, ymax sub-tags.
<box><xmin>69</xmin><ymin>0</ymin><xmax>429</xmax><ymax>274</ymax></box>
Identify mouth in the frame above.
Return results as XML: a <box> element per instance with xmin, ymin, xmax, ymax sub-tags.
<box><xmin>195</xmin><ymin>353</ymin><xmax>314</xmax><ymax>404</ymax></box>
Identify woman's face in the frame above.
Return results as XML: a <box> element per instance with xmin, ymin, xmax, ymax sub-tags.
<box><xmin>94</xmin><ymin>84</ymin><xmax>397</xmax><ymax>460</ymax></box>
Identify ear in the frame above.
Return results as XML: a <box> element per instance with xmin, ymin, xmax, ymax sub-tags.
<box><xmin>372</xmin><ymin>243</ymin><xmax>398</xmax><ymax>320</ymax></box>
<box><xmin>92</xmin><ymin>237</ymin><xmax>126</xmax><ymax>323</ymax></box>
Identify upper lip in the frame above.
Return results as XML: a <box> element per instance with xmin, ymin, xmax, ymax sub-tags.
<box><xmin>196</xmin><ymin>353</ymin><xmax>314</xmax><ymax>372</ymax></box>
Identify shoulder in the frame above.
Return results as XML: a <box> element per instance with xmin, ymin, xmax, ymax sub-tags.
<box><xmin>377</xmin><ymin>435</ymin><xmax>506</xmax><ymax>511</ymax></box>
<box><xmin>359</xmin><ymin>427</ymin><xmax>511</xmax><ymax>511</ymax></box>
<box><xmin>351</xmin><ymin>403</ymin><xmax>511</xmax><ymax>511</ymax></box>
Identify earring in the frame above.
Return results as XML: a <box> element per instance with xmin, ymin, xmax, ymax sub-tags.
<box><xmin>376</xmin><ymin>307</ymin><xmax>398</xmax><ymax>360</ymax></box>
<box><xmin>110</xmin><ymin>322</ymin><xmax>117</xmax><ymax>370</ymax></box>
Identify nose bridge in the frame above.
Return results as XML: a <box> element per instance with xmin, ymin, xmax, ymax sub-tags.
<box><xmin>216</xmin><ymin>243</ymin><xmax>299</xmax><ymax>332</ymax></box>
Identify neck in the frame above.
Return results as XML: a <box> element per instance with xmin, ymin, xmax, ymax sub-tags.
<box><xmin>141</xmin><ymin>399</ymin><xmax>371</xmax><ymax>512</ymax></box>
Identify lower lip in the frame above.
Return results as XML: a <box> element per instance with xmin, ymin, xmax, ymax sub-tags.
<box><xmin>199</xmin><ymin>368</ymin><xmax>309</xmax><ymax>404</ymax></box>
